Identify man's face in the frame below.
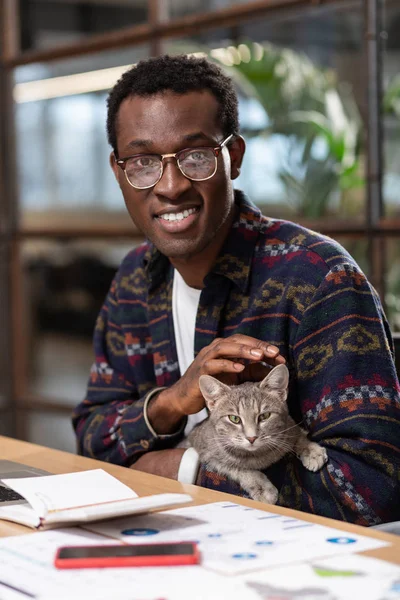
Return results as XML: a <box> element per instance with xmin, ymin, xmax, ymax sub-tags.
<box><xmin>111</xmin><ymin>90</ymin><xmax>244</xmax><ymax>260</ymax></box>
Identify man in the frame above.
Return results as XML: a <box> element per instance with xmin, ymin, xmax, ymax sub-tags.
<box><xmin>73</xmin><ymin>54</ymin><xmax>400</xmax><ymax>526</ymax></box>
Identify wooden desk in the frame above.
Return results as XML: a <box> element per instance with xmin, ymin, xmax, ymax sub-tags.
<box><xmin>1</xmin><ymin>435</ymin><xmax>399</xmax><ymax>566</ymax></box>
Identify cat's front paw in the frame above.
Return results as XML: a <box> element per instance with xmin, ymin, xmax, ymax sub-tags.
<box><xmin>299</xmin><ymin>442</ymin><xmax>328</xmax><ymax>472</ymax></box>
<box><xmin>251</xmin><ymin>485</ymin><xmax>279</xmax><ymax>505</ymax></box>
<box><xmin>238</xmin><ymin>472</ymin><xmax>279</xmax><ymax>505</ymax></box>
<box><xmin>247</xmin><ymin>476</ymin><xmax>279</xmax><ymax>505</ymax></box>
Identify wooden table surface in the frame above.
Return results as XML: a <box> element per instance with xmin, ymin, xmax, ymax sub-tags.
<box><xmin>1</xmin><ymin>435</ymin><xmax>399</xmax><ymax>565</ymax></box>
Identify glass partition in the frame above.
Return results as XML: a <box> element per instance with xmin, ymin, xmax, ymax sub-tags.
<box><xmin>385</xmin><ymin>238</ymin><xmax>400</xmax><ymax>333</ymax></box>
<box><xmin>165</xmin><ymin>1</ymin><xmax>366</xmax><ymax>221</ymax></box>
<box><xmin>0</xmin><ymin>242</ymin><xmax>11</xmax><ymax>409</ymax></box>
<box><xmin>167</xmin><ymin>0</ymin><xmax>256</xmax><ymax>19</ymax></box>
<box><xmin>20</xmin><ymin>237</ymin><xmax>142</xmax><ymax>404</ymax></box>
<box><xmin>19</xmin><ymin>0</ymin><xmax>148</xmax><ymax>52</ymax></box>
<box><xmin>383</xmin><ymin>1</ymin><xmax>400</xmax><ymax>218</ymax></box>
<box><xmin>22</xmin><ymin>411</ymin><xmax>78</xmax><ymax>453</ymax></box>
<box><xmin>14</xmin><ymin>46</ymin><xmax>149</xmax><ymax>230</ymax></box>
<box><xmin>0</xmin><ymin>413</ymin><xmax>14</xmax><ymax>437</ymax></box>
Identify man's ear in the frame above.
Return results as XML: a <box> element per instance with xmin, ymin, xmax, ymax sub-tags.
<box><xmin>110</xmin><ymin>151</ymin><xmax>122</xmax><ymax>186</ymax></box>
<box><xmin>229</xmin><ymin>135</ymin><xmax>246</xmax><ymax>180</ymax></box>
<box><xmin>199</xmin><ymin>375</ymin><xmax>230</xmax><ymax>411</ymax></box>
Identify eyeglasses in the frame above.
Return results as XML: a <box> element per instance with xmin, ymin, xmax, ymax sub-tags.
<box><xmin>116</xmin><ymin>134</ymin><xmax>233</xmax><ymax>190</ymax></box>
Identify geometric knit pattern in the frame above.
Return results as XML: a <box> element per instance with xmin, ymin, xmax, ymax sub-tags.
<box><xmin>72</xmin><ymin>191</ymin><xmax>400</xmax><ymax>526</ymax></box>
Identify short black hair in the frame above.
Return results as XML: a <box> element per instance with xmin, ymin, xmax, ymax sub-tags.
<box><xmin>106</xmin><ymin>54</ymin><xmax>239</xmax><ymax>154</ymax></box>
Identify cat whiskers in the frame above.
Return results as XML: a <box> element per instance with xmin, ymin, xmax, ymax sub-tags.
<box><xmin>263</xmin><ymin>436</ymin><xmax>297</xmax><ymax>456</ymax></box>
<box><xmin>269</xmin><ymin>420</ymin><xmax>303</xmax><ymax>437</ymax></box>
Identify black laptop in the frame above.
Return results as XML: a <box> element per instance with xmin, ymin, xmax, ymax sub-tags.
<box><xmin>0</xmin><ymin>460</ymin><xmax>49</xmax><ymax>506</ymax></box>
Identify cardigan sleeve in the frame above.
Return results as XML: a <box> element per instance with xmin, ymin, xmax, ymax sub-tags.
<box><xmin>278</xmin><ymin>261</ymin><xmax>400</xmax><ymax>525</ymax></box>
<box><xmin>72</xmin><ymin>277</ymin><xmax>185</xmax><ymax>466</ymax></box>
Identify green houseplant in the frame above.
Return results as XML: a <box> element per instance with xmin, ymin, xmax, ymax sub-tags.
<box><xmin>211</xmin><ymin>42</ymin><xmax>364</xmax><ymax>218</ymax></box>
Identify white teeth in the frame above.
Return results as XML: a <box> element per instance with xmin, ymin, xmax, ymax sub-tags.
<box><xmin>159</xmin><ymin>208</ymin><xmax>196</xmax><ymax>222</ymax></box>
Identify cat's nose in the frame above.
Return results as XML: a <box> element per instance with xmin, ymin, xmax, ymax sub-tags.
<box><xmin>247</xmin><ymin>436</ymin><xmax>258</xmax><ymax>445</ymax></box>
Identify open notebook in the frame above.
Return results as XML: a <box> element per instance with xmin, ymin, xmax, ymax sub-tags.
<box><xmin>0</xmin><ymin>468</ymin><xmax>192</xmax><ymax>530</ymax></box>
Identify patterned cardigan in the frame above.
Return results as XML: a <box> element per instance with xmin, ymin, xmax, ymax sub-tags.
<box><xmin>73</xmin><ymin>191</ymin><xmax>400</xmax><ymax>526</ymax></box>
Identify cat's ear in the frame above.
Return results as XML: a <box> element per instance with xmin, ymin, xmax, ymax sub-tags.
<box><xmin>199</xmin><ymin>375</ymin><xmax>230</xmax><ymax>411</ymax></box>
<box><xmin>259</xmin><ymin>364</ymin><xmax>289</xmax><ymax>399</ymax></box>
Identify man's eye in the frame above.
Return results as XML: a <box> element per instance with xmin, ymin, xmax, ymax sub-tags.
<box><xmin>182</xmin><ymin>149</ymin><xmax>210</xmax><ymax>163</ymax></box>
<box><xmin>258</xmin><ymin>412</ymin><xmax>271</xmax><ymax>422</ymax></box>
<box><xmin>228</xmin><ymin>415</ymin><xmax>241</xmax><ymax>424</ymax></box>
<box><xmin>190</xmin><ymin>150</ymin><xmax>207</xmax><ymax>161</ymax></box>
<box><xmin>128</xmin><ymin>156</ymin><xmax>158</xmax><ymax>170</ymax></box>
<box><xmin>136</xmin><ymin>156</ymin><xmax>158</xmax><ymax>168</ymax></box>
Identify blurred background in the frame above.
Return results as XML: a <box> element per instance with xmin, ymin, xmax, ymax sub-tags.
<box><xmin>0</xmin><ymin>0</ymin><xmax>399</xmax><ymax>453</ymax></box>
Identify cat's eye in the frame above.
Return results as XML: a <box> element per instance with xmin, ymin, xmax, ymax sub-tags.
<box><xmin>228</xmin><ymin>415</ymin><xmax>241</xmax><ymax>424</ymax></box>
<box><xmin>258</xmin><ymin>412</ymin><xmax>271</xmax><ymax>422</ymax></box>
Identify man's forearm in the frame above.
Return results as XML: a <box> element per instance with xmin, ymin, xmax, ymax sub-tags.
<box><xmin>130</xmin><ymin>448</ymin><xmax>187</xmax><ymax>479</ymax></box>
<box><xmin>146</xmin><ymin>388</ymin><xmax>187</xmax><ymax>434</ymax></box>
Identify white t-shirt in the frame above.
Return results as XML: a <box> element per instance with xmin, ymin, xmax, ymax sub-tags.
<box><xmin>172</xmin><ymin>269</ymin><xmax>208</xmax><ymax>436</ymax></box>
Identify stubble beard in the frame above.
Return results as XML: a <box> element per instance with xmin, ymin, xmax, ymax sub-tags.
<box><xmin>152</xmin><ymin>230</ymin><xmax>216</xmax><ymax>260</ymax></box>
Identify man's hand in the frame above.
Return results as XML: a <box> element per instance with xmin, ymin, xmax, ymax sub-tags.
<box><xmin>148</xmin><ymin>334</ymin><xmax>285</xmax><ymax>434</ymax></box>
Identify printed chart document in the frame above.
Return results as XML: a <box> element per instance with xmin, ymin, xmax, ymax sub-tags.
<box><xmin>235</xmin><ymin>554</ymin><xmax>400</xmax><ymax>600</ymax></box>
<box><xmin>0</xmin><ymin>469</ymin><xmax>192</xmax><ymax>529</ymax></box>
<box><xmin>86</xmin><ymin>501</ymin><xmax>390</xmax><ymax>576</ymax></box>
<box><xmin>0</xmin><ymin>528</ymin><xmax>243</xmax><ymax>600</ymax></box>
<box><xmin>0</xmin><ymin>527</ymin><xmax>397</xmax><ymax>600</ymax></box>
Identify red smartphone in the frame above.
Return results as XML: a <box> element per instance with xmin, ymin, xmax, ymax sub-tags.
<box><xmin>54</xmin><ymin>541</ymin><xmax>200</xmax><ymax>569</ymax></box>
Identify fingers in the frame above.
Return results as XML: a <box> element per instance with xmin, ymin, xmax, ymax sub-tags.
<box><xmin>202</xmin><ymin>358</ymin><xmax>245</xmax><ymax>375</ymax></box>
<box><xmin>229</xmin><ymin>334</ymin><xmax>282</xmax><ymax>358</ymax></box>
<box><xmin>266</xmin><ymin>353</ymin><xmax>286</xmax><ymax>366</ymax></box>
<box><xmin>175</xmin><ymin>334</ymin><xmax>286</xmax><ymax>415</ymax></box>
<box><xmin>205</xmin><ymin>335</ymin><xmax>285</xmax><ymax>365</ymax></box>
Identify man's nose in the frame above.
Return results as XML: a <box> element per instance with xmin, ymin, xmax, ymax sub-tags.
<box><xmin>153</xmin><ymin>158</ymin><xmax>192</xmax><ymax>199</ymax></box>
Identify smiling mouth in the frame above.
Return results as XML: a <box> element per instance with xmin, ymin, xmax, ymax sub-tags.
<box><xmin>156</xmin><ymin>207</ymin><xmax>199</xmax><ymax>222</ymax></box>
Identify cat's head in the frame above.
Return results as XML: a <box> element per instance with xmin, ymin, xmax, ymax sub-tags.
<box><xmin>198</xmin><ymin>364</ymin><xmax>291</xmax><ymax>453</ymax></box>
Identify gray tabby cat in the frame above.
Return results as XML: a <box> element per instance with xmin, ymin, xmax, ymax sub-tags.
<box><xmin>187</xmin><ymin>364</ymin><xmax>328</xmax><ymax>504</ymax></box>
